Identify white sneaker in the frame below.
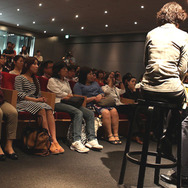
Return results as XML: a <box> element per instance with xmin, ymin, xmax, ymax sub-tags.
<box><xmin>85</xmin><ymin>139</ymin><xmax>103</xmax><ymax>150</ymax></box>
<box><xmin>70</xmin><ymin>140</ymin><xmax>90</xmax><ymax>153</ymax></box>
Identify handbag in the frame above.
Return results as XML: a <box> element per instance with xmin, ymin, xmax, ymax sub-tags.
<box><xmin>22</xmin><ymin>115</ymin><xmax>52</xmax><ymax>156</ymax></box>
<box><xmin>61</xmin><ymin>96</ymin><xmax>84</xmax><ymax>108</ymax></box>
<box><xmin>97</xmin><ymin>96</ymin><xmax>115</xmax><ymax>107</ymax></box>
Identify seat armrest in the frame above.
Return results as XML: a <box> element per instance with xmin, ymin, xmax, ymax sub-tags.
<box><xmin>1</xmin><ymin>89</ymin><xmax>18</xmax><ymax>108</ymax></box>
<box><xmin>73</xmin><ymin>94</ymin><xmax>87</xmax><ymax>107</ymax></box>
<box><xmin>120</xmin><ymin>97</ymin><xmax>135</xmax><ymax>105</ymax></box>
<box><xmin>41</xmin><ymin>91</ymin><xmax>56</xmax><ymax>110</ymax></box>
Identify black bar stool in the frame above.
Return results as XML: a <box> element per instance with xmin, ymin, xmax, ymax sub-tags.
<box><xmin>118</xmin><ymin>99</ymin><xmax>182</xmax><ymax>188</ymax></box>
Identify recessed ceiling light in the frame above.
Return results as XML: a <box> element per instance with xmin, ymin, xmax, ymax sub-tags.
<box><xmin>61</xmin><ymin>28</ymin><xmax>64</xmax><ymax>31</ymax></box>
<box><xmin>134</xmin><ymin>22</ymin><xmax>138</xmax><ymax>25</ymax></box>
<box><xmin>65</xmin><ymin>35</ymin><xmax>70</xmax><ymax>39</ymax></box>
<box><xmin>0</xmin><ymin>13</ymin><xmax>2</xmax><ymax>16</ymax></box>
<box><xmin>39</xmin><ymin>3</ymin><xmax>42</xmax><ymax>7</ymax></box>
<box><xmin>75</xmin><ymin>15</ymin><xmax>79</xmax><ymax>18</ymax></box>
<box><xmin>104</xmin><ymin>10</ymin><xmax>108</xmax><ymax>14</ymax></box>
<box><xmin>105</xmin><ymin>24</ymin><xmax>108</xmax><ymax>27</ymax></box>
<box><xmin>52</xmin><ymin>18</ymin><xmax>55</xmax><ymax>21</ymax></box>
<box><xmin>81</xmin><ymin>26</ymin><xmax>84</xmax><ymax>30</ymax></box>
<box><xmin>17</xmin><ymin>9</ymin><xmax>20</xmax><ymax>11</ymax></box>
<box><xmin>44</xmin><ymin>31</ymin><xmax>46</xmax><ymax>33</ymax></box>
<box><xmin>33</xmin><ymin>21</ymin><xmax>35</xmax><ymax>24</ymax></box>
<box><xmin>17</xmin><ymin>24</ymin><xmax>19</xmax><ymax>26</ymax></box>
<box><xmin>141</xmin><ymin>5</ymin><xmax>144</xmax><ymax>9</ymax></box>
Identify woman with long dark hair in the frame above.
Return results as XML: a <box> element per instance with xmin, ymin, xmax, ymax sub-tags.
<box><xmin>14</xmin><ymin>57</ymin><xmax>64</xmax><ymax>154</ymax></box>
<box><xmin>9</xmin><ymin>55</ymin><xmax>24</xmax><ymax>75</ymax></box>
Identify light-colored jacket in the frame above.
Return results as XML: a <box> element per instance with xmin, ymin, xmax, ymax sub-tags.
<box><xmin>47</xmin><ymin>77</ymin><xmax>72</xmax><ymax>103</ymax></box>
<box><xmin>141</xmin><ymin>23</ymin><xmax>188</xmax><ymax>94</ymax></box>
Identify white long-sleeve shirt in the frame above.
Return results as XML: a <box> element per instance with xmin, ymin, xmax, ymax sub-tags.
<box><xmin>141</xmin><ymin>23</ymin><xmax>188</xmax><ymax>94</ymax></box>
<box><xmin>47</xmin><ymin>77</ymin><xmax>72</xmax><ymax>103</ymax></box>
<box><xmin>101</xmin><ymin>84</ymin><xmax>125</xmax><ymax>105</ymax></box>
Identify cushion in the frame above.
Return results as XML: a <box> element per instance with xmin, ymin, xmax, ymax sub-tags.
<box><xmin>1</xmin><ymin>72</ymin><xmax>17</xmax><ymax>89</ymax></box>
<box><xmin>54</xmin><ymin>112</ymin><xmax>71</xmax><ymax>119</ymax></box>
<box><xmin>37</xmin><ymin>76</ymin><xmax>49</xmax><ymax>92</ymax></box>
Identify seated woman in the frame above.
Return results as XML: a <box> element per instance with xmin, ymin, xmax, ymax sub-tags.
<box><xmin>0</xmin><ymin>75</ymin><xmax>18</xmax><ymax>161</ymax></box>
<box><xmin>73</xmin><ymin>67</ymin><xmax>121</xmax><ymax>145</ymax></box>
<box><xmin>96</xmin><ymin>70</ymin><xmax>105</xmax><ymax>87</ymax></box>
<box><xmin>9</xmin><ymin>55</ymin><xmax>24</xmax><ymax>75</ymax></box>
<box><xmin>14</xmin><ymin>57</ymin><xmax>64</xmax><ymax>154</ymax></box>
<box><xmin>47</xmin><ymin>62</ymin><xmax>103</xmax><ymax>153</ymax></box>
<box><xmin>122</xmin><ymin>75</ymin><xmax>139</xmax><ymax>101</ymax></box>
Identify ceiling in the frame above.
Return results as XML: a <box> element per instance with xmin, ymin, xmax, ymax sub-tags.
<box><xmin>0</xmin><ymin>0</ymin><xmax>188</xmax><ymax>37</ymax></box>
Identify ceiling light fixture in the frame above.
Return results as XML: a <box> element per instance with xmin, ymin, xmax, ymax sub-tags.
<box><xmin>44</xmin><ymin>31</ymin><xmax>46</xmax><ymax>33</ymax></box>
<box><xmin>17</xmin><ymin>24</ymin><xmax>19</xmax><ymax>26</ymax></box>
<box><xmin>17</xmin><ymin>9</ymin><xmax>20</xmax><ymax>11</ymax></box>
<box><xmin>0</xmin><ymin>13</ymin><xmax>2</xmax><ymax>16</ymax></box>
<box><xmin>81</xmin><ymin>26</ymin><xmax>84</xmax><ymax>30</ymax></box>
<box><xmin>52</xmin><ymin>18</ymin><xmax>55</xmax><ymax>21</ymax></box>
<box><xmin>61</xmin><ymin>28</ymin><xmax>64</xmax><ymax>31</ymax></box>
<box><xmin>105</xmin><ymin>24</ymin><xmax>108</xmax><ymax>27</ymax></box>
<box><xmin>141</xmin><ymin>5</ymin><xmax>144</xmax><ymax>9</ymax></box>
<box><xmin>104</xmin><ymin>10</ymin><xmax>108</xmax><ymax>14</ymax></box>
<box><xmin>39</xmin><ymin>3</ymin><xmax>42</xmax><ymax>7</ymax></box>
<box><xmin>75</xmin><ymin>15</ymin><xmax>79</xmax><ymax>18</ymax></box>
<box><xmin>65</xmin><ymin>35</ymin><xmax>70</xmax><ymax>39</ymax></box>
<box><xmin>134</xmin><ymin>22</ymin><xmax>138</xmax><ymax>25</ymax></box>
<box><xmin>33</xmin><ymin>21</ymin><xmax>35</xmax><ymax>24</ymax></box>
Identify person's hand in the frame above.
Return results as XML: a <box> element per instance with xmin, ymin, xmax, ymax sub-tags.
<box><xmin>36</xmin><ymin>97</ymin><xmax>47</xmax><ymax>103</ymax></box>
<box><xmin>95</xmin><ymin>94</ymin><xmax>104</xmax><ymax>102</ymax></box>
<box><xmin>62</xmin><ymin>94</ymin><xmax>73</xmax><ymax>100</ymax></box>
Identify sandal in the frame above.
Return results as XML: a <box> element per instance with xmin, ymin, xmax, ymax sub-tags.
<box><xmin>114</xmin><ymin>135</ymin><xmax>122</xmax><ymax>145</ymax></box>
<box><xmin>50</xmin><ymin>142</ymin><xmax>60</xmax><ymax>155</ymax></box>
<box><xmin>54</xmin><ymin>142</ymin><xmax>64</xmax><ymax>154</ymax></box>
<box><xmin>106</xmin><ymin>135</ymin><xmax>118</xmax><ymax>145</ymax></box>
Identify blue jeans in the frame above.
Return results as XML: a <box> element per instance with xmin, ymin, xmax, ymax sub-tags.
<box><xmin>55</xmin><ymin>103</ymin><xmax>96</xmax><ymax>142</ymax></box>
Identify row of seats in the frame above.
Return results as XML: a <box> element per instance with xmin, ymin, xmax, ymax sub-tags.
<box><xmin>1</xmin><ymin>72</ymin><xmax>130</xmax><ymax>128</ymax></box>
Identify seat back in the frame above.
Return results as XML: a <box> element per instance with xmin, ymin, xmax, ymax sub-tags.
<box><xmin>1</xmin><ymin>72</ymin><xmax>17</xmax><ymax>89</ymax></box>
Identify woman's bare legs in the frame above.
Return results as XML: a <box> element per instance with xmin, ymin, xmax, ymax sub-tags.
<box><xmin>0</xmin><ymin>145</ymin><xmax>4</xmax><ymax>155</ymax></box>
<box><xmin>46</xmin><ymin>110</ymin><xmax>64</xmax><ymax>153</ymax></box>
<box><xmin>101</xmin><ymin>109</ymin><xmax>115</xmax><ymax>142</ymax></box>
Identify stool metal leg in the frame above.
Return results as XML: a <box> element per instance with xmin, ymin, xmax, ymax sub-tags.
<box><xmin>176</xmin><ymin>112</ymin><xmax>182</xmax><ymax>188</ymax></box>
<box><xmin>118</xmin><ymin>106</ymin><xmax>137</xmax><ymax>185</ymax></box>
<box><xmin>137</xmin><ymin>106</ymin><xmax>154</xmax><ymax>188</ymax></box>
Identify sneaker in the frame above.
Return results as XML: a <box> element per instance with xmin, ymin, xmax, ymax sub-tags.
<box><xmin>70</xmin><ymin>140</ymin><xmax>90</xmax><ymax>153</ymax></box>
<box><xmin>85</xmin><ymin>139</ymin><xmax>103</xmax><ymax>150</ymax></box>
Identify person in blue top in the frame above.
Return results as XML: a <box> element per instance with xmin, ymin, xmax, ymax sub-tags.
<box><xmin>74</xmin><ymin>66</ymin><xmax>121</xmax><ymax>145</ymax></box>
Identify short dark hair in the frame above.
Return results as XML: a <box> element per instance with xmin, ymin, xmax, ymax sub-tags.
<box><xmin>37</xmin><ymin>50</ymin><xmax>40</xmax><ymax>53</ymax></box>
<box><xmin>157</xmin><ymin>2</ymin><xmax>187</xmax><ymax>26</ymax></box>
<box><xmin>78</xmin><ymin>66</ymin><xmax>92</xmax><ymax>85</ymax></box>
<box><xmin>38</xmin><ymin>60</ymin><xmax>53</xmax><ymax>76</ymax></box>
<box><xmin>14</xmin><ymin>55</ymin><xmax>23</xmax><ymax>62</ymax></box>
<box><xmin>67</xmin><ymin>64</ymin><xmax>76</xmax><ymax>71</ymax></box>
<box><xmin>52</xmin><ymin>61</ymin><xmax>67</xmax><ymax>79</ymax></box>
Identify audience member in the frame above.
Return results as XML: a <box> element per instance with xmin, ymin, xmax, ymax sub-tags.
<box><xmin>74</xmin><ymin>67</ymin><xmax>121</xmax><ymax>145</ymax></box>
<box><xmin>34</xmin><ymin>50</ymin><xmax>43</xmax><ymax>62</ymax></box>
<box><xmin>38</xmin><ymin>60</ymin><xmax>53</xmax><ymax>78</ymax></box>
<box><xmin>12</xmin><ymin>43</ymin><xmax>16</xmax><ymax>56</ymax></box>
<box><xmin>47</xmin><ymin>62</ymin><xmax>103</xmax><ymax>153</ymax></box>
<box><xmin>0</xmin><ymin>72</ymin><xmax>18</xmax><ymax>161</ymax></box>
<box><xmin>9</xmin><ymin>55</ymin><xmax>24</xmax><ymax>75</ymax></box>
<box><xmin>19</xmin><ymin>46</ymin><xmax>29</xmax><ymax>58</ymax></box>
<box><xmin>3</xmin><ymin>42</ymin><xmax>15</xmax><ymax>72</ymax></box>
<box><xmin>0</xmin><ymin>54</ymin><xmax>6</xmax><ymax>72</ymax></box>
<box><xmin>96</xmin><ymin>70</ymin><xmax>105</xmax><ymax>87</ymax></box>
<box><xmin>123</xmin><ymin>75</ymin><xmax>139</xmax><ymax>101</ymax></box>
<box><xmin>66</xmin><ymin>65</ymin><xmax>78</xmax><ymax>82</ymax></box>
<box><xmin>14</xmin><ymin>57</ymin><xmax>64</xmax><ymax>154</ymax></box>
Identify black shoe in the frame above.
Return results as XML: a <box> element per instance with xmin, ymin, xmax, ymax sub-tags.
<box><xmin>5</xmin><ymin>152</ymin><xmax>18</xmax><ymax>160</ymax></box>
<box><xmin>160</xmin><ymin>172</ymin><xmax>188</xmax><ymax>187</ymax></box>
<box><xmin>0</xmin><ymin>154</ymin><xmax>6</xmax><ymax>161</ymax></box>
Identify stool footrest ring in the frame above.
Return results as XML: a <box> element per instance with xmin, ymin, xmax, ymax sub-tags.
<box><xmin>126</xmin><ymin>151</ymin><xmax>177</xmax><ymax>168</ymax></box>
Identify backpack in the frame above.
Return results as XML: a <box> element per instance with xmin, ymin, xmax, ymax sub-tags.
<box><xmin>22</xmin><ymin>115</ymin><xmax>52</xmax><ymax>156</ymax></box>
